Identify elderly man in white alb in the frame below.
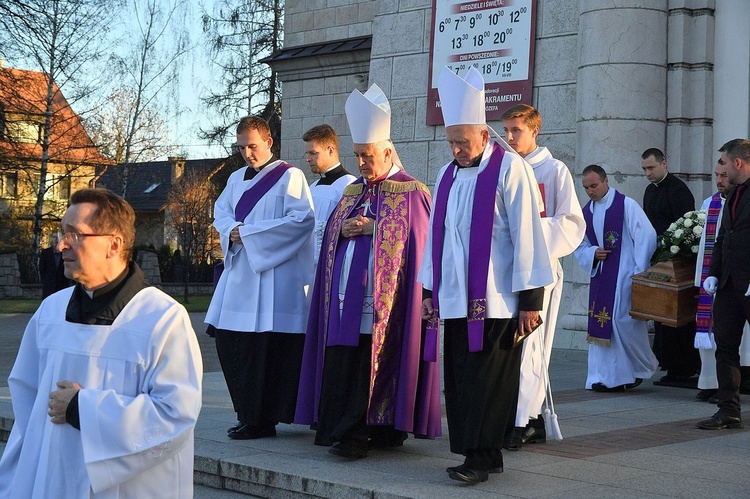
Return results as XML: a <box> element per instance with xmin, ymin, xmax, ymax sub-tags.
<box><xmin>419</xmin><ymin>67</ymin><xmax>553</xmax><ymax>485</ymax></box>
<box><xmin>0</xmin><ymin>188</ymin><xmax>202</xmax><ymax>498</ymax></box>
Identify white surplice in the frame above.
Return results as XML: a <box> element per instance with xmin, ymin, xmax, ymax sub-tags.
<box><xmin>693</xmin><ymin>194</ymin><xmax>750</xmax><ymax>388</ymax></box>
<box><xmin>516</xmin><ymin>147</ymin><xmax>585</xmax><ymax>426</ymax></box>
<box><xmin>310</xmin><ymin>169</ymin><xmax>356</xmax><ymax>263</ymax></box>
<box><xmin>418</xmin><ymin>140</ymin><xmax>553</xmax><ymax>318</ymax></box>
<box><xmin>574</xmin><ymin>188</ymin><xmax>659</xmax><ymax>388</ymax></box>
<box><xmin>0</xmin><ymin>287</ymin><xmax>202</xmax><ymax>499</ymax></box>
<box><xmin>205</xmin><ymin>161</ymin><xmax>315</xmax><ymax>333</ymax></box>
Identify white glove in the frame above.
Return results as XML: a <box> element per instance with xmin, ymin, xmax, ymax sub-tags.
<box><xmin>703</xmin><ymin>276</ymin><xmax>718</xmax><ymax>295</ymax></box>
<box><xmin>745</xmin><ymin>283</ymin><xmax>750</xmax><ymax>297</ymax></box>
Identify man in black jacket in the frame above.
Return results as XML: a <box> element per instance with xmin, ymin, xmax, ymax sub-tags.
<box><xmin>698</xmin><ymin>139</ymin><xmax>750</xmax><ymax>429</ymax></box>
<box><xmin>642</xmin><ymin>147</ymin><xmax>699</xmax><ymax>386</ymax></box>
<box><xmin>39</xmin><ymin>232</ymin><xmax>72</xmax><ymax>298</ymax></box>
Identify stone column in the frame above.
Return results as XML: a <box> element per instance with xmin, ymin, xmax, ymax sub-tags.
<box><xmin>558</xmin><ymin>1</ymin><xmax>669</xmax><ymax>349</ymax></box>
<box><xmin>713</xmin><ymin>1</ymin><xmax>750</xmax><ymax>152</ymax></box>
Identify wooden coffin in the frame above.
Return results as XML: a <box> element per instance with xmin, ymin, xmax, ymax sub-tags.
<box><xmin>630</xmin><ymin>257</ymin><xmax>699</xmax><ymax>328</ymax></box>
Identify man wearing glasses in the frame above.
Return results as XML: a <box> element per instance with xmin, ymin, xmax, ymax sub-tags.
<box><xmin>0</xmin><ymin>188</ymin><xmax>203</xmax><ymax>497</ymax></box>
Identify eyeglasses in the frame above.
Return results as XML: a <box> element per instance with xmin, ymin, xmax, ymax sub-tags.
<box><xmin>56</xmin><ymin>231</ymin><xmax>114</xmax><ymax>244</ymax></box>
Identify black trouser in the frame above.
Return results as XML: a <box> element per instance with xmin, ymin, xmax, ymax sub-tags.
<box><xmin>713</xmin><ymin>283</ymin><xmax>750</xmax><ymax>417</ymax></box>
<box><xmin>443</xmin><ymin>318</ymin><xmax>522</xmax><ymax>470</ymax></box>
<box><xmin>215</xmin><ymin>329</ymin><xmax>304</xmax><ymax>426</ymax></box>
<box><xmin>652</xmin><ymin>321</ymin><xmax>700</xmax><ymax>377</ymax></box>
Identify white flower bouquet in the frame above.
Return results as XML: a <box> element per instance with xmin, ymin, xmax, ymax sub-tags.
<box><xmin>650</xmin><ymin>210</ymin><xmax>707</xmax><ymax>264</ymax></box>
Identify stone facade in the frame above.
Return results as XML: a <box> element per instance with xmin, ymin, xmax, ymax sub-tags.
<box><xmin>0</xmin><ymin>252</ymin><xmax>22</xmax><ymax>298</ymax></box>
<box><xmin>276</xmin><ymin>0</ymin><xmax>749</xmax><ymax>350</ymax></box>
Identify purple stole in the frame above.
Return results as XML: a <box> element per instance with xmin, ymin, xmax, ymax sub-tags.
<box><xmin>695</xmin><ymin>192</ymin><xmax>722</xmax><ymax>343</ymax></box>
<box><xmin>234</xmin><ymin>163</ymin><xmax>293</xmax><ymax>221</ymax></box>
<box><xmin>326</xmin><ymin>184</ymin><xmax>379</xmax><ymax>347</ymax></box>
<box><xmin>583</xmin><ymin>191</ymin><xmax>625</xmax><ymax>346</ymax></box>
<box><xmin>426</xmin><ymin>142</ymin><xmax>504</xmax><ymax>356</ymax></box>
<box><xmin>212</xmin><ymin>163</ymin><xmax>292</xmax><ymax>288</ymax></box>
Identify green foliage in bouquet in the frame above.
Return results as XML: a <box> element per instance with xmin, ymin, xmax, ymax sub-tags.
<box><xmin>651</xmin><ymin>210</ymin><xmax>707</xmax><ymax>265</ymax></box>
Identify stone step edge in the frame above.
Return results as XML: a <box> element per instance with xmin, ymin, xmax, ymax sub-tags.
<box><xmin>1</xmin><ymin>415</ymin><xmax>408</xmax><ymax>499</ymax></box>
<box><xmin>194</xmin><ymin>454</ymin><xmax>412</xmax><ymax>499</ymax></box>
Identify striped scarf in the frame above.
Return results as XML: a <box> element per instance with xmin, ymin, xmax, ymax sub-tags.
<box><xmin>695</xmin><ymin>192</ymin><xmax>722</xmax><ymax>349</ymax></box>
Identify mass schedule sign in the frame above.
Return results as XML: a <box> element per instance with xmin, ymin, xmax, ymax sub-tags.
<box><xmin>427</xmin><ymin>0</ymin><xmax>537</xmax><ymax>125</ymax></box>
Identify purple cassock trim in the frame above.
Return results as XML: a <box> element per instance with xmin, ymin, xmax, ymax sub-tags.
<box><xmin>583</xmin><ymin>191</ymin><xmax>625</xmax><ymax>342</ymax></box>
<box><xmin>427</xmin><ymin>142</ymin><xmax>504</xmax><ymax>354</ymax></box>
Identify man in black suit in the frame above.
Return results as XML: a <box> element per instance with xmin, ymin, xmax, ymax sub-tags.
<box><xmin>39</xmin><ymin>232</ymin><xmax>71</xmax><ymax>298</ymax></box>
<box><xmin>698</xmin><ymin>138</ymin><xmax>750</xmax><ymax>430</ymax></box>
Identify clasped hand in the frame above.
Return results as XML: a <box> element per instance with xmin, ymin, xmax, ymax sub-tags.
<box><xmin>341</xmin><ymin>216</ymin><xmax>374</xmax><ymax>238</ymax></box>
<box><xmin>48</xmin><ymin>380</ymin><xmax>82</xmax><ymax>424</ymax></box>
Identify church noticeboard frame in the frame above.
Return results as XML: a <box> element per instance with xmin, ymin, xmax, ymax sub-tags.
<box><xmin>426</xmin><ymin>0</ymin><xmax>537</xmax><ymax>125</ymax></box>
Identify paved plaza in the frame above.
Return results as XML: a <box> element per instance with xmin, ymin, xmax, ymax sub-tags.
<box><xmin>2</xmin><ymin>312</ymin><xmax>750</xmax><ymax>498</ymax></box>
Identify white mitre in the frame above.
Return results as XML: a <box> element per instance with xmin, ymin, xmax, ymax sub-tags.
<box><xmin>345</xmin><ymin>84</ymin><xmax>391</xmax><ymax>144</ymax></box>
<box><xmin>437</xmin><ymin>66</ymin><xmax>486</xmax><ymax>126</ymax></box>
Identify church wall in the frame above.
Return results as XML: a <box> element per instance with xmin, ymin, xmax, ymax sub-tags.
<box><xmin>279</xmin><ymin>0</ymin><xmax>745</xmax><ymax>351</ymax></box>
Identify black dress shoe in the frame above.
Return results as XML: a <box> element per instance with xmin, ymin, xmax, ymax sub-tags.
<box><xmin>228</xmin><ymin>424</ymin><xmax>277</xmax><ymax>440</ymax></box>
<box><xmin>329</xmin><ymin>441</ymin><xmax>367</xmax><ymax>459</ymax></box>
<box><xmin>624</xmin><ymin>378</ymin><xmax>643</xmax><ymax>390</ymax></box>
<box><xmin>591</xmin><ymin>382</ymin><xmax>625</xmax><ymax>392</ymax></box>
<box><xmin>368</xmin><ymin>430</ymin><xmax>408</xmax><ymax>449</ymax></box>
<box><xmin>708</xmin><ymin>395</ymin><xmax>719</xmax><ymax>404</ymax></box>
<box><xmin>446</xmin><ymin>465</ymin><xmax>502</xmax><ymax>474</ymax></box>
<box><xmin>227</xmin><ymin>422</ymin><xmax>243</xmax><ymax>433</ymax></box>
<box><xmin>695</xmin><ymin>389</ymin><xmax>718</xmax><ymax>401</ymax></box>
<box><xmin>695</xmin><ymin>411</ymin><xmax>743</xmax><ymax>430</ymax></box>
<box><xmin>521</xmin><ymin>426</ymin><xmax>546</xmax><ymax>445</ymax></box>
<box><xmin>503</xmin><ymin>427</ymin><xmax>524</xmax><ymax>450</ymax></box>
<box><xmin>447</xmin><ymin>465</ymin><xmax>489</xmax><ymax>484</ymax></box>
<box><xmin>654</xmin><ymin>374</ymin><xmax>698</xmax><ymax>388</ymax></box>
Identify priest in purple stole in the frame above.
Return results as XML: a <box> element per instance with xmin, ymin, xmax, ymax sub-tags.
<box><xmin>295</xmin><ymin>84</ymin><xmax>441</xmax><ymax>459</ymax></box>
<box><xmin>418</xmin><ymin>67</ymin><xmax>553</xmax><ymax>485</ymax></box>
<box><xmin>574</xmin><ymin>165</ymin><xmax>658</xmax><ymax>392</ymax></box>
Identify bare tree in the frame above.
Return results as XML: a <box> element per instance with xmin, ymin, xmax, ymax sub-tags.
<box><xmin>200</xmin><ymin>0</ymin><xmax>283</xmax><ymax>150</ymax></box>
<box><xmin>0</xmin><ymin>0</ymin><xmax>121</xmax><ymax>256</ymax></box>
<box><xmin>110</xmin><ymin>0</ymin><xmax>192</xmax><ymax>197</ymax></box>
<box><xmin>85</xmin><ymin>86</ymin><xmax>174</xmax><ymax>178</ymax></box>
<box><xmin>165</xmin><ymin>168</ymin><xmax>219</xmax><ymax>301</ymax></box>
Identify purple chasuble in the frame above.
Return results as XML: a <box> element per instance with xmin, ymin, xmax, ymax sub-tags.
<box><xmin>583</xmin><ymin>191</ymin><xmax>625</xmax><ymax>345</ymax></box>
<box><xmin>695</xmin><ymin>192</ymin><xmax>722</xmax><ymax>341</ymax></box>
<box><xmin>294</xmin><ymin>171</ymin><xmax>442</xmax><ymax>438</ymax></box>
<box><xmin>427</xmin><ymin>142</ymin><xmax>504</xmax><ymax>355</ymax></box>
<box><xmin>212</xmin><ymin>163</ymin><xmax>293</xmax><ymax>288</ymax></box>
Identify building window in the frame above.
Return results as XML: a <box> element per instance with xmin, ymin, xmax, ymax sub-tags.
<box><xmin>4</xmin><ymin>120</ymin><xmax>42</xmax><ymax>144</ymax></box>
<box><xmin>0</xmin><ymin>172</ymin><xmax>18</xmax><ymax>198</ymax></box>
<box><xmin>43</xmin><ymin>174</ymin><xmax>71</xmax><ymax>201</ymax></box>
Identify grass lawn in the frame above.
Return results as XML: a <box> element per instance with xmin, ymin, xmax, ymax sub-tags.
<box><xmin>0</xmin><ymin>294</ymin><xmax>212</xmax><ymax>314</ymax></box>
